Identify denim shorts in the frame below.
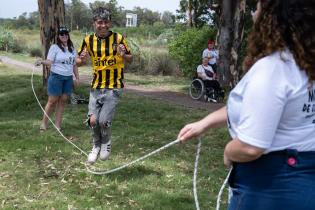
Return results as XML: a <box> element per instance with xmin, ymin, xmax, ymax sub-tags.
<box><xmin>228</xmin><ymin>150</ymin><xmax>315</xmax><ymax>210</ymax></box>
<box><xmin>47</xmin><ymin>72</ymin><xmax>73</xmax><ymax>96</ymax></box>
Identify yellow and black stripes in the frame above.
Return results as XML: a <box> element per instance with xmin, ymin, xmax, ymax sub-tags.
<box><xmin>90</xmin><ymin>68</ymin><xmax>124</xmax><ymax>89</ymax></box>
<box><xmin>78</xmin><ymin>32</ymin><xmax>131</xmax><ymax>89</ymax></box>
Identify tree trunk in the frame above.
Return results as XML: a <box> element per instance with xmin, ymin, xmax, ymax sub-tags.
<box><xmin>217</xmin><ymin>0</ymin><xmax>246</xmax><ymax>88</ymax></box>
<box><xmin>188</xmin><ymin>0</ymin><xmax>193</xmax><ymax>27</ymax></box>
<box><xmin>38</xmin><ymin>0</ymin><xmax>65</xmax><ymax>87</ymax></box>
<box><xmin>230</xmin><ymin>0</ymin><xmax>246</xmax><ymax>87</ymax></box>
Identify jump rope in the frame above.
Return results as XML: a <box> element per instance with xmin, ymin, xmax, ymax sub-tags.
<box><xmin>31</xmin><ymin>66</ymin><xmax>231</xmax><ymax>210</ymax></box>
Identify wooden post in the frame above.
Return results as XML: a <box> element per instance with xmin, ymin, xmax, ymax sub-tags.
<box><xmin>38</xmin><ymin>0</ymin><xmax>65</xmax><ymax>87</ymax></box>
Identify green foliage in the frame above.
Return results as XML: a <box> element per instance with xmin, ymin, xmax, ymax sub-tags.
<box><xmin>122</xmin><ymin>33</ymin><xmax>180</xmax><ymax>76</ymax></box>
<box><xmin>88</xmin><ymin>0</ymin><xmax>125</xmax><ymax>27</ymax></box>
<box><xmin>10</xmin><ymin>38</ymin><xmax>24</xmax><ymax>53</ymax></box>
<box><xmin>65</xmin><ymin>0</ymin><xmax>92</xmax><ymax>31</ymax></box>
<box><xmin>131</xmin><ymin>7</ymin><xmax>161</xmax><ymax>26</ymax></box>
<box><xmin>114</xmin><ymin>26</ymin><xmax>181</xmax><ymax>76</ymax></box>
<box><xmin>148</xmin><ymin>53</ymin><xmax>179</xmax><ymax>76</ymax></box>
<box><xmin>0</xmin><ymin>27</ymin><xmax>24</xmax><ymax>53</ymax></box>
<box><xmin>161</xmin><ymin>11</ymin><xmax>176</xmax><ymax>26</ymax></box>
<box><xmin>29</xmin><ymin>47</ymin><xmax>43</xmax><ymax>57</ymax></box>
<box><xmin>177</xmin><ymin>0</ymin><xmax>214</xmax><ymax>28</ymax></box>
<box><xmin>114</xmin><ymin>24</ymin><xmax>168</xmax><ymax>40</ymax></box>
<box><xmin>169</xmin><ymin>26</ymin><xmax>216</xmax><ymax>77</ymax></box>
<box><xmin>0</xmin><ymin>27</ymin><xmax>14</xmax><ymax>51</ymax></box>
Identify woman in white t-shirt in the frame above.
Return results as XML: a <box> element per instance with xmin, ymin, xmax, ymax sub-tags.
<box><xmin>178</xmin><ymin>0</ymin><xmax>315</xmax><ymax>209</ymax></box>
<box><xmin>197</xmin><ymin>57</ymin><xmax>221</xmax><ymax>94</ymax></box>
<box><xmin>36</xmin><ymin>26</ymin><xmax>79</xmax><ymax>131</ymax></box>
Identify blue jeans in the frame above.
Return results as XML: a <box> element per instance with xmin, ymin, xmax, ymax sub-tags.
<box><xmin>228</xmin><ymin>150</ymin><xmax>315</xmax><ymax>210</ymax></box>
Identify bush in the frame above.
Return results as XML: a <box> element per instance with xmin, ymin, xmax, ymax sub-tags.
<box><xmin>0</xmin><ymin>27</ymin><xmax>14</xmax><ymax>51</ymax></box>
<box><xmin>124</xmin><ymin>38</ymin><xmax>145</xmax><ymax>73</ymax></box>
<box><xmin>148</xmin><ymin>53</ymin><xmax>178</xmax><ymax>76</ymax></box>
<box><xmin>169</xmin><ymin>26</ymin><xmax>217</xmax><ymax>78</ymax></box>
<box><xmin>10</xmin><ymin>38</ymin><xmax>24</xmax><ymax>53</ymax></box>
<box><xmin>29</xmin><ymin>47</ymin><xmax>43</xmax><ymax>57</ymax></box>
<box><xmin>0</xmin><ymin>27</ymin><xmax>25</xmax><ymax>53</ymax></box>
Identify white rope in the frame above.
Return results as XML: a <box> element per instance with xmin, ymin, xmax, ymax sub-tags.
<box><xmin>86</xmin><ymin>139</ymin><xmax>180</xmax><ymax>174</ymax></box>
<box><xmin>31</xmin><ymin>65</ymin><xmax>230</xmax><ymax>210</ymax></box>
<box><xmin>216</xmin><ymin>167</ymin><xmax>232</xmax><ymax>210</ymax></box>
<box><xmin>31</xmin><ymin>66</ymin><xmax>88</xmax><ymax>157</ymax></box>
<box><xmin>193</xmin><ymin>138</ymin><xmax>202</xmax><ymax>210</ymax></box>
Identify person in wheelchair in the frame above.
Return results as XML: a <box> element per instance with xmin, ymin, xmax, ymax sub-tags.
<box><xmin>196</xmin><ymin>57</ymin><xmax>224</xmax><ymax>102</ymax></box>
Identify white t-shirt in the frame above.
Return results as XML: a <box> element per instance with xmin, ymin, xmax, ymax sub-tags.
<box><xmin>47</xmin><ymin>44</ymin><xmax>77</xmax><ymax>76</ymax></box>
<box><xmin>196</xmin><ymin>64</ymin><xmax>215</xmax><ymax>80</ymax></box>
<box><xmin>227</xmin><ymin>50</ymin><xmax>315</xmax><ymax>153</ymax></box>
<box><xmin>202</xmin><ymin>48</ymin><xmax>219</xmax><ymax>65</ymax></box>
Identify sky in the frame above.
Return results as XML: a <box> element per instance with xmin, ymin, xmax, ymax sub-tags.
<box><xmin>0</xmin><ymin>0</ymin><xmax>181</xmax><ymax>19</ymax></box>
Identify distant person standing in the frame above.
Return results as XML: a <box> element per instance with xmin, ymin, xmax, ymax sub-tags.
<box><xmin>202</xmin><ymin>40</ymin><xmax>219</xmax><ymax>74</ymax></box>
<box><xmin>36</xmin><ymin>26</ymin><xmax>79</xmax><ymax>131</ymax></box>
<box><xmin>76</xmin><ymin>7</ymin><xmax>132</xmax><ymax>164</ymax></box>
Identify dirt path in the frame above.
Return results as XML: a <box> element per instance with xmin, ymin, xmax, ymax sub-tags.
<box><xmin>0</xmin><ymin>55</ymin><xmax>224</xmax><ymax>111</ymax></box>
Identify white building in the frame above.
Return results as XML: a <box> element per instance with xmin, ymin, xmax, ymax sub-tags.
<box><xmin>126</xmin><ymin>13</ymin><xmax>137</xmax><ymax>27</ymax></box>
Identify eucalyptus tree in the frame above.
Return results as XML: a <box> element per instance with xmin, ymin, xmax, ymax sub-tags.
<box><xmin>177</xmin><ymin>0</ymin><xmax>213</xmax><ymax>28</ymax></box>
<box><xmin>212</xmin><ymin>0</ymin><xmax>256</xmax><ymax>86</ymax></box>
<box><xmin>66</xmin><ymin>0</ymin><xmax>90</xmax><ymax>31</ymax></box>
<box><xmin>161</xmin><ymin>11</ymin><xmax>175</xmax><ymax>26</ymax></box>
<box><xmin>89</xmin><ymin>0</ymin><xmax>125</xmax><ymax>27</ymax></box>
<box><xmin>38</xmin><ymin>0</ymin><xmax>65</xmax><ymax>86</ymax></box>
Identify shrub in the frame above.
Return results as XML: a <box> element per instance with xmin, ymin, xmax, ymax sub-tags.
<box><xmin>29</xmin><ymin>47</ymin><xmax>43</xmax><ymax>57</ymax></box>
<box><xmin>10</xmin><ymin>38</ymin><xmax>24</xmax><ymax>53</ymax></box>
<box><xmin>0</xmin><ymin>27</ymin><xmax>14</xmax><ymax>51</ymax></box>
<box><xmin>0</xmin><ymin>27</ymin><xmax>25</xmax><ymax>53</ymax></box>
<box><xmin>148</xmin><ymin>53</ymin><xmax>178</xmax><ymax>76</ymax></box>
<box><xmin>169</xmin><ymin>26</ymin><xmax>217</xmax><ymax>78</ymax></box>
<box><xmin>124</xmin><ymin>38</ymin><xmax>144</xmax><ymax>73</ymax></box>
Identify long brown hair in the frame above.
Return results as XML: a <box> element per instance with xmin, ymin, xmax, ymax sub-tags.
<box><xmin>56</xmin><ymin>34</ymin><xmax>74</xmax><ymax>53</ymax></box>
<box><xmin>243</xmin><ymin>0</ymin><xmax>315</xmax><ymax>80</ymax></box>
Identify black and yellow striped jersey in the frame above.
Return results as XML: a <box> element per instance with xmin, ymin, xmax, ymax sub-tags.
<box><xmin>78</xmin><ymin>31</ymin><xmax>131</xmax><ymax>89</ymax></box>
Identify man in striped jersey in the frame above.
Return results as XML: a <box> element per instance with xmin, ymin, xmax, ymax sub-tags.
<box><xmin>77</xmin><ymin>7</ymin><xmax>133</xmax><ymax>164</ymax></box>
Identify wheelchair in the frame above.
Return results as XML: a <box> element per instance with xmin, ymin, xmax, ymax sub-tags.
<box><xmin>189</xmin><ymin>78</ymin><xmax>225</xmax><ymax>103</ymax></box>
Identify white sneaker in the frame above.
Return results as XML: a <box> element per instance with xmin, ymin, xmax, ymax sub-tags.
<box><xmin>87</xmin><ymin>145</ymin><xmax>100</xmax><ymax>164</ymax></box>
<box><xmin>208</xmin><ymin>98</ymin><xmax>217</xmax><ymax>103</ymax></box>
<box><xmin>99</xmin><ymin>141</ymin><xmax>111</xmax><ymax>161</ymax></box>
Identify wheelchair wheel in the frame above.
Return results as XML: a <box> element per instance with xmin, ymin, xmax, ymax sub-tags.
<box><xmin>189</xmin><ymin>78</ymin><xmax>205</xmax><ymax>100</ymax></box>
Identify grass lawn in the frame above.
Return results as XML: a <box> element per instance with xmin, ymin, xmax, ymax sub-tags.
<box><xmin>0</xmin><ymin>62</ymin><xmax>230</xmax><ymax>209</ymax></box>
